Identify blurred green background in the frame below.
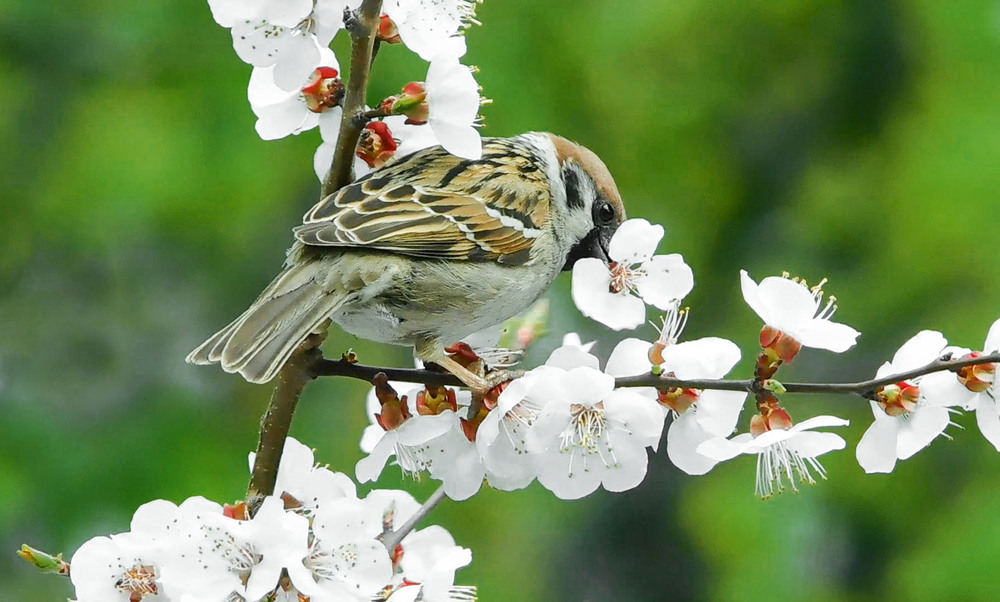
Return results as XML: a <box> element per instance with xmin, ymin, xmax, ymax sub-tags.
<box><xmin>3</xmin><ymin>0</ymin><xmax>1000</xmax><ymax>599</ymax></box>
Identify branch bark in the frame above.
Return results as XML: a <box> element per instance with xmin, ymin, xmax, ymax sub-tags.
<box><xmin>320</xmin><ymin>0</ymin><xmax>385</xmax><ymax>198</ymax></box>
<box><xmin>318</xmin><ymin>351</ymin><xmax>1000</xmax><ymax>399</ymax></box>
<box><xmin>246</xmin><ymin>332</ymin><xmax>325</xmax><ymax>513</ymax></box>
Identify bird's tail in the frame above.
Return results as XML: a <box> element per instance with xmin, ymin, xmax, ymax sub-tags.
<box><xmin>186</xmin><ymin>259</ymin><xmax>347</xmax><ymax>384</ymax></box>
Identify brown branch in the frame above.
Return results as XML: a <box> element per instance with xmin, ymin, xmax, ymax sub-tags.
<box><xmin>320</xmin><ymin>0</ymin><xmax>384</xmax><ymax>198</ymax></box>
<box><xmin>246</xmin><ymin>331</ymin><xmax>326</xmax><ymax>513</ymax></box>
<box><xmin>317</xmin><ymin>351</ymin><xmax>1000</xmax><ymax>399</ymax></box>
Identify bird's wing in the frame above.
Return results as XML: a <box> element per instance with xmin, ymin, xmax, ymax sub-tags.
<box><xmin>294</xmin><ymin>141</ymin><xmax>551</xmax><ymax>265</ymax></box>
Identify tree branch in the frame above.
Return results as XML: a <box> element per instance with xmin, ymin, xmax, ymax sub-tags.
<box><xmin>246</xmin><ymin>332</ymin><xmax>325</xmax><ymax>513</ymax></box>
<box><xmin>320</xmin><ymin>0</ymin><xmax>384</xmax><ymax>198</ymax></box>
<box><xmin>317</xmin><ymin>351</ymin><xmax>1000</xmax><ymax>399</ymax></box>
<box><xmin>383</xmin><ymin>485</ymin><xmax>448</xmax><ymax>553</ymax></box>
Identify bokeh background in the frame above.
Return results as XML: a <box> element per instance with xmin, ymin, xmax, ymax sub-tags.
<box><xmin>3</xmin><ymin>0</ymin><xmax>1000</xmax><ymax>599</ymax></box>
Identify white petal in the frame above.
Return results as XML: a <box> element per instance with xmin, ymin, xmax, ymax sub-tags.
<box><xmin>794</xmin><ymin>318</ymin><xmax>861</xmax><ymax>353</ymax></box>
<box><xmin>533</xmin><ymin>449</ymin><xmax>602</xmax><ymax>500</ymax></box>
<box><xmin>260</xmin><ymin>0</ymin><xmax>313</xmax><ymax>28</ymax></box>
<box><xmin>397</xmin><ymin>412</ymin><xmax>457</xmax><ymax>445</ymax></box>
<box><xmin>660</xmin><ymin>337</ymin><xmax>742</xmax><ymax>380</ymax></box>
<box><xmin>599</xmin><ymin>438</ymin><xmax>651</xmax><ymax>493</ymax></box>
<box><xmin>545</xmin><ymin>344</ymin><xmax>600</xmax><ymax>371</ymax></box>
<box><xmin>975</xmin><ymin>396</ymin><xmax>1000</xmax><ymax>452</ymax></box>
<box><xmin>272</xmin><ymin>34</ymin><xmax>323</xmax><ymax>91</ymax></box>
<box><xmin>667</xmin><ymin>413</ymin><xmax>720</xmax><ymax>475</ymax></box>
<box><xmin>605</xmin><ymin>389</ymin><xmax>666</xmax><ymax>445</ymax></box>
<box><xmin>254</xmin><ymin>97</ymin><xmax>317</xmax><ymax>140</ymax></box>
<box><xmin>739</xmin><ymin>270</ymin><xmax>769</xmax><ymax>323</ymax></box>
<box><xmin>985</xmin><ymin>317</ymin><xmax>1000</xmax><ymax>352</ymax></box>
<box><xmin>920</xmin><ymin>370</ymin><xmax>978</xmax><ymax>409</ymax></box>
<box><xmin>560</xmin><ymin>367</ymin><xmax>615</xmax><ymax>407</ymax></box>
<box><xmin>605</xmin><ymin>338</ymin><xmax>653</xmax><ymax>378</ymax></box>
<box><xmin>392</xmin><ymin>0</ymin><xmax>474</xmax><ymax>61</ymax></box>
<box><xmin>884</xmin><ymin>330</ymin><xmax>948</xmax><ymax>375</ymax></box>
<box><xmin>313</xmin><ymin>139</ymin><xmax>335</xmax><ymax>181</ymax></box>
<box><xmin>856</xmin><ymin>405</ymin><xmax>901</xmax><ymax>473</ymax></box>
<box><xmin>896</xmin><ymin>405</ymin><xmax>950</xmax><ymax>460</ymax></box>
<box><xmin>355</xmin><ymin>435</ymin><xmax>398</xmax><ymax>483</ymax></box>
<box><xmin>789</xmin><ymin>414</ymin><xmax>850</xmax><ymax>433</ymax></box>
<box><xmin>754</xmin><ymin>276</ymin><xmax>820</xmax><ymax>335</ymax></box>
<box><xmin>572</xmin><ymin>258</ymin><xmax>647</xmax><ymax>330</ymax></box>
<box><xmin>208</xmin><ymin>0</ymin><xmax>266</xmax><ymax>27</ymax></box>
<box><xmin>429</xmin><ymin>119</ymin><xmax>482</xmax><ymax>159</ymax></box>
<box><xmin>232</xmin><ymin>19</ymin><xmax>289</xmax><ymax>68</ymax></box>
<box><xmin>693</xmin><ymin>390</ymin><xmax>747</xmax><ymax>437</ymax></box>
<box><xmin>696</xmin><ymin>434</ymin><xmax>753</xmax><ymax>462</ymax></box>
<box><xmin>427</xmin><ymin>55</ymin><xmax>480</xmax><ymax>123</ymax></box>
<box><xmin>784</xmin><ymin>431</ymin><xmax>846</xmax><ymax>458</ymax></box>
<box><xmin>636</xmin><ymin>254</ymin><xmax>694</xmax><ymax>309</ymax></box>
<box><xmin>608</xmin><ymin>218</ymin><xmax>663</xmax><ymax>264</ymax></box>
<box><xmin>313</xmin><ymin>0</ymin><xmax>352</xmax><ymax>45</ymax></box>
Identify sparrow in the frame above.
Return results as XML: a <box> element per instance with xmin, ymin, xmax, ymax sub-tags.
<box><xmin>186</xmin><ymin>132</ymin><xmax>625</xmax><ymax>392</ymax></box>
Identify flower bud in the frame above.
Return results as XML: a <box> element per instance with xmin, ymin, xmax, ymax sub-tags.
<box><xmin>385</xmin><ymin>81</ymin><xmax>429</xmax><ymax>124</ymax></box>
<box><xmin>377</xmin><ymin>14</ymin><xmax>402</xmax><ymax>44</ymax></box>
<box><xmin>301</xmin><ymin>66</ymin><xmax>344</xmax><ymax>114</ymax></box>
<box><xmin>372</xmin><ymin>373</ymin><xmax>411</xmax><ymax>430</ymax></box>
<box><xmin>356</xmin><ymin>121</ymin><xmax>398</xmax><ymax>168</ymax></box>
<box><xmin>16</xmin><ymin>545</ymin><xmax>69</xmax><ymax>576</ymax></box>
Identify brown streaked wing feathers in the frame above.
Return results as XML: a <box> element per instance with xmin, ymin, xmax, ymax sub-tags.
<box><xmin>294</xmin><ymin>141</ymin><xmax>551</xmax><ymax>265</ymax></box>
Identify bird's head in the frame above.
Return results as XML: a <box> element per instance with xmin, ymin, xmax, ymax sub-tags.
<box><xmin>547</xmin><ymin>134</ymin><xmax>626</xmax><ymax>271</ymax></box>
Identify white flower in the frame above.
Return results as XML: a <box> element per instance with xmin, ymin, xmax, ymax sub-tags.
<box><xmin>387</xmin><ymin>525</ymin><xmax>476</xmax><ymax>602</ymax></box>
<box><xmin>71</xmin><ymin>533</ymin><xmax>167</xmax><ymax>602</ymax></box>
<box><xmin>856</xmin><ymin>330</ymin><xmax>960</xmax><ymax>473</ymax></box>
<box><xmin>305</xmin><ymin>497</ymin><xmax>394</xmax><ymax>601</ymax></box>
<box><xmin>248</xmin><ymin>44</ymin><xmax>343</xmax><ymax>141</ymax></box>
<box><xmin>544</xmin><ymin>339</ymin><xmax>601</xmax><ymax>371</ymax></box>
<box><xmin>424</xmin><ymin>54</ymin><xmax>483</xmax><ymax>159</ymax></box>
<box><xmin>561</xmin><ymin>332</ymin><xmax>595</xmax><ymax>353</ymax></box>
<box><xmin>242</xmin><ymin>496</ymin><xmax>315</xmax><ymax>599</ymax></box>
<box><xmin>605</xmin><ymin>330</ymin><xmax>746</xmax><ymax>475</ymax></box>
<box><xmin>382</xmin><ymin>0</ymin><xmax>479</xmax><ymax>61</ymax></box>
<box><xmin>572</xmin><ymin>219</ymin><xmax>694</xmax><ymax>331</ymax></box>
<box><xmin>356</xmin><ymin>403</ymin><xmax>456</xmax><ymax>485</ymax></box>
<box><xmin>211</xmin><ymin>0</ymin><xmax>360</xmax><ymax>91</ymax></box>
<box><xmin>698</xmin><ymin>415</ymin><xmax>848</xmax><ymax>498</ymax></box>
<box><xmin>475</xmin><ymin>366</ymin><xmax>558</xmax><ymax>491</ymax></box>
<box><xmin>526</xmin><ymin>366</ymin><xmax>665</xmax><ymax>499</ymax></box>
<box><xmin>422</xmin><ymin>419</ymin><xmax>487</xmax><ymax>501</ymax></box>
<box><xmin>740</xmin><ymin>270</ymin><xmax>860</xmax><ymax>353</ymax></box>
<box><xmin>249</xmin><ymin>436</ymin><xmax>357</xmax><ymax>516</ymax></box>
<box><xmin>920</xmin><ymin>318</ymin><xmax>1000</xmax><ymax>450</ymax></box>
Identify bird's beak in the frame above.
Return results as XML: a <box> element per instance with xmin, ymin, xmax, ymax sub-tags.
<box><xmin>562</xmin><ymin>229</ymin><xmax>611</xmax><ymax>271</ymax></box>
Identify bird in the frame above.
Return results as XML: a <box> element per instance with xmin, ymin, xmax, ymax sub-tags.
<box><xmin>186</xmin><ymin>132</ymin><xmax>625</xmax><ymax>393</ymax></box>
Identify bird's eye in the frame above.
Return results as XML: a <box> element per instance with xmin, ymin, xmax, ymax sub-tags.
<box><xmin>596</xmin><ymin>202</ymin><xmax>616</xmax><ymax>225</ymax></box>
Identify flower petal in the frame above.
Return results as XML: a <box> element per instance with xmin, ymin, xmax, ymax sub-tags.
<box><xmin>794</xmin><ymin>318</ymin><xmax>861</xmax><ymax>353</ymax></box>
<box><xmin>784</xmin><ymin>431</ymin><xmax>845</xmax><ymax>458</ymax></box>
<box><xmin>608</xmin><ymin>218</ymin><xmax>663</xmax><ymax>264</ymax></box>
<box><xmin>693</xmin><ymin>390</ymin><xmax>747</xmax><ymax>437</ymax></box>
<box><xmin>975</xmin><ymin>396</ymin><xmax>1000</xmax><ymax>452</ymax></box>
<box><xmin>896</xmin><ymin>404</ymin><xmax>950</xmax><ymax>460</ymax></box>
<box><xmin>604</xmin><ymin>338</ymin><xmax>652</xmax><ymax>378</ymax></box>
<box><xmin>856</xmin><ymin>405</ymin><xmax>900</xmax><ymax>473</ymax></box>
<box><xmin>636</xmin><ymin>254</ymin><xmax>694</xmax><ymax>309</ymax></box>
<box><xmin>660</xmin><ymin>337</ymin><xmax>741</xmax><ymax>380</ymax></box>
<box><xmin>572</xmin><ymin>259</ymin><xmax>647</xmax><ymax>330</ymax></box>
<box><xmin>667</xmin><ymin>413</ymin><xmax>720</xmax><ymax>475</ymax></box>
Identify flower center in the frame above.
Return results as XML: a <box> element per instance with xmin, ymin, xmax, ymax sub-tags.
<box><xmin>957</xmin><ymin>352</ymin><xmax>996</xmax><ymax>393</ymax></box>
<box><xmin>301</xmin><ymin>67</ymin><xmax>344</xmax><ymax>113</ymax></box>
<box><xmin>608</xmin><ymin>262</ymin><xmax>642</xmax><ymax>294</ymax></box>
<box><xmin>115</xmin><ymin>564</ymin><xmax>158</xmax><ymax>601</ymax></box>
<box><xmin>875</xmin><ymin>382</ymin><xmax>919</xmax><ymax>416</ymax></box>
<box><xmin>564</xmin><ymin>403</ymin><xmax>606</xmax><ymax>450</ymax></box>
<box><xmin>657</xmin><ymin>386</ymin><xmax>700</xmax><ymax>414</ymax></box>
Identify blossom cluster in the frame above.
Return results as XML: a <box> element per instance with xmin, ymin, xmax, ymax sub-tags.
<box><xmin>207</xmin><ymin>0</ymin><xmax>486</xmax><ymax>182</ymax></box>
<box><xmin>360</xmin><ymin>218</ymin><xmax>997</xmax><ymax>500</ymax></box>
<box><xmin>69</xmin><ymin>438</ymin><xmax>474</xmax><ymax>602</ymax></box>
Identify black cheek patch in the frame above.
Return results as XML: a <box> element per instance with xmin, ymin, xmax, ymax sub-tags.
<box><xmin>562</xmin><ymin>166</ymin><xmax>586</xmax><ymax>210</ymax></box>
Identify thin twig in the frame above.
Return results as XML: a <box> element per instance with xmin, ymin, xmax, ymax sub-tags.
<box><xmin>318</xmin><ymin>352</ymin><xmax>1000</xmax><ymax>399</ymax></box>
<box><xmin>246</xmin><ymin>332</ymin><xmax>325</xmax><ymax>514</ymax></box>
<box><xmin>321</xmin><ymin>0</ymin><xmax>384</xmax><ymax>198</ymax></box>
<box><xmin>383</xmin><ymin>485</ymin><xmax>448</xmax><ymax>553</ymax></box>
